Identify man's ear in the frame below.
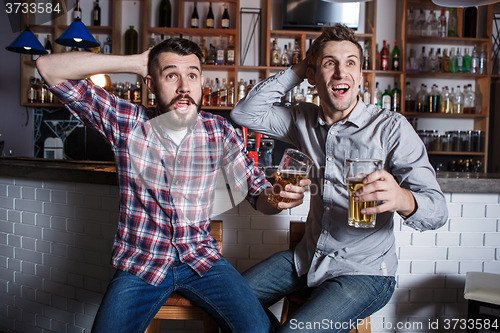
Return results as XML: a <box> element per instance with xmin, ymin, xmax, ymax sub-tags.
<box><xmin>306</xmin><ymin>66</ymin><xmax>316</xmax><ymax>86</ymax></box>
<box><xmin>144</xmin><ymin>75</ymin><xmax>155</xmax><ymax>94</ymax></box>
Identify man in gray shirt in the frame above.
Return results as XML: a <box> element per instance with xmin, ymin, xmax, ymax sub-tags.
<box><xmin>231</xmin><ymin>24</ymin><xmax>448</xmax><ymax>332</ymax></box>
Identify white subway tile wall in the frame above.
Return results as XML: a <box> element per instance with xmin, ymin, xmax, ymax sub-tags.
<box><xmin>0</xmin><ymin>177</ymin><xmax>499</xmax><ymax>332</ymax></box>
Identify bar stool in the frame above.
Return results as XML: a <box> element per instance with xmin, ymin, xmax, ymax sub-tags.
<box><xmin>464</xmin><ymin>272</ymin><xmax>500</xmax><ymax>333</ymax></box>
<box><xmin>144</xmin><ymin>220</ymin><xmax>223</xmax><ymax>333</ymax></box>
<box><xmin>280</xmin><ymin>221</ymin><xmax>371</xmax><ymax>333</ymax></box>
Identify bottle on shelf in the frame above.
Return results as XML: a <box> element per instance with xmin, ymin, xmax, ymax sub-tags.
<box><xmin>362</xmin><ymin>81</ymin><xmax>370</xmax><ymax>104</ymax></box>
<box><xmin>452</xmin><ymin>85</ymin><xmax>464</xmax><ymax>114</ymax></box>
<box><xmin>436</xmin><ymin>48</ymin><xmax>442</xmax><ymax>72</ymax></box>
<box><xmin>438</xmin><ymin>9</ymin><xmax>447</xmax><ymax>37</ymax></box>
<box><xmin>132</xmin><ymin>82</ymin><xmax>142</xmax><ymax>104</ymax></box>
<box><xmin>228</xmin><ymin>81</ymin><xmax>235</xmax><ymax>107</ymax></box>
<box><xmin>246</xmin><ymin>80</ymin><xmax>255</xmax><ymax>96</ymax></box>
<box><xmin>147</xmin><ymin>90</ymin><xmax>156</xmax><ymax>106</ymax></box>
<box><xmin>407</xmin><ymin>8</ymin><xmax>415</xmax><ymax>35</ymax></box>
<box><xmin>479</xmin><ymin>45</ymin><xmax>487</xmax><ymax>74</ymax></box>
<box><xmin>427</xmin><ymin>10</ymin><xmax>439</xmax><ymax>37</ymax></box>
<box><xmin>463</xmin><ymin>84</ymin><xmax>476</xmax><ymax>114</ymax></box>
<box><xmin>28</xmin><ymin>77</ymin><xmax>37</xmax><ymax>103</ymax></box>
<box><xmin>463</xmin><ymin>6</ymin><xmax>478</xmax><ymax>38</ymax></box>
<box><xmin>471</xmin><ymin>46</ymin><xmax>479</xmax><ymax>74</ymax></box>
<box><xmin>405</xmin><ymin>82</ymin><xmax>416</xmax><ymax>113</ymax></box>
<box><xmin>206</xmin><ymin>44</ymin><xmax>216</xmax><ymax>65</ymax></box>
<box><xmin>363</xmin><ymin>44</ymin><xmax>370</xmax><ymax>70</ymax></box>
<box><xmin>237</xmin><ymin>79</ymin><xmax>246</xmax><ymax>102</ymax></box>
<box><xmin>292</xmin><ymin>39</ymin><xmax>301</xmax><ymax>65</ymax></box>
<box><xmin>215</xmin><ymin>37</ymin><xmax>225</xmax><ymax>65</ymax></box>
<box><xmin>125</xmin><ymin>26</ymin><xmax>138</xmax><ymax>55</ymax></box>
<box><xmin>382</xmin><ymin>85</ymin><xmax>392</xmax><ymax>110</ymax></box>
<box><xmin>281</xmin><ymin>44</ymin><xmax>291</xmax><ymax>66</ymax></box>
<box><xmin>206</xmin><ymin>3</ymin><xmax>215</xmax><ymax>29</ymax></box>
<box><xmin>373</xmin><ymin>82</ymin><xmax>382</xmax><ymax>107</ymax></box>
<box><xmin>226</xmin><ymin>35</ymin><xmax>235</xmax><ymax>66</ymax></box>
<box><xmin>200</xmin><ymin>38</ymin><xmax>207</xmax><ymax>64</ymax></box>
<box><xmin>449</xmin><ymin>47</ymin><xmax>456</xmax><ymax>73</ymax></box>
<box><xmin>93</xmin><ymin>0</ymin><xmax>101</xmax><ymax>26</ymax></box>
<box><xmin>456</xmin><ymin>48</ymin><xmax>463</xmax><ymax>73</ymax></box>
<box><xmin>44</xmin><ymin>36</ymin><xmax>52</xmax><ymax>54</ymax></box>
<box><xmin>442</xmin><ymin>48</ymin><xmax>450</xmax><ymax>72</ymax></box>
<box><xmin>221</xmin><ymin>3</ymin><xmax>230</xmax><ymax>29</ymax></box>
<box><xmin>463</xmin><ymin>48</ymin><xmax>471</xmax><ymax>73</ymax></box>
<box><xmin>391</xmin><ymin>40</ymin><xmax>400</xmax><ymax>71</ymax></box>
<box><xmin>416</xmin><ymin>9</ymin><xmax>426</xmax><ymax>36</ymax></box>
<box><xmin>416</xmin><ymin>84</ymin><xmax>428</xmax><ymax>112</ymax></box>
<box><xmin>270</xmin><ymin>39</ymin><xmax>280</xmax><ymax>66</ymax></box>
<box><xmin>380</xmin><ymin>40</ymin><xmax>389</xmax><ymax>71</ymax></box>
<box><xmin>407</xmin><ymin>48</ymin><xmax>418</xmax><ymax>71</ymax></box>
<box><xmin>391</xmin><ymin>82</ymin><xmax>401</xmax><ymax>112</ymax></box>
<box><xmin>418</xmin><ymin>46</ymin><xmax>427</xmax><ymax>72</ymax></box>
<box><xmin>74</xmin><ymin>0</ymin><xmax>82</xmax><ymax>20</ymax></box>
<box><xmin>440</xmin><ymin>86</ymin><xmax>452</xmax><ymax>114</ymax></box>
<box><xmin>429</xmin><ymin>48</ymin><xmax>437</xmax><ymax>72</ymax></box>
<box><xmin>375</xmin><ymin>43</ymin><xmax>380</xmax><ymax>70</ymax></box>
<box><xmin>158</xmin><ymin>0</ymin><xmax>171</xmax><ymax>28</ymax></box>
<box><xmin>219</xmin><ymin>79</ymin><xmax>228</xmax><ymax>106</ymax></box>
<box><xmin>427</xmin><ymin>84</ymin><xmax>440</xmax><ymax>113</ymax></box>
<box><xmin>211</xmin><ymin>78</ymin><xmax>221</xmax><ymax>106</ymax></box>
<box><xmin>202</xmin><ymin>78</ymin><xmax>211</xmax><ymax>106</ymax></box>
<box><xmin>191</xmin><ymin>2</ymin><xmax>199</xmax><ymax>28</ymax></box>
<box><xmin>123</xmin><ymin>82</ymin><xmax>132</xmax><ymax>101</ymax></box>
<box><xmin>448</xmin><ymin>8</ymin><xmax>458</xmax><ymax>37</ymax></box>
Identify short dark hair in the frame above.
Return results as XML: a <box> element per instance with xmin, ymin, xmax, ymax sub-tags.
<box><xmin>148</xmin><ymin>38</ymin><xmax>203</xmax><ymax>76</ymax></box>
<box><xmin>307</xmin><ymin>24</ymin><xmax>363</xmax><ymax>68</ymax></box>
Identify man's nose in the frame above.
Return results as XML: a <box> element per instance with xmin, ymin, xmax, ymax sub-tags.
<box><xmin>177</xmin><ymin>76</ymin><xmax>190</xmax><ymax>93</ymax></box>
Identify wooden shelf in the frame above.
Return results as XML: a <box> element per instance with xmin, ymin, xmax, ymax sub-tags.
<box><xmin>403</xmin><ymin>112</ymin><xmax>487</xmax><ymax>118</ymax></box>
<box><xmin>428</xmin><ymin>151</ymin><xmax>485</xmax><ymax>156</ymax></box>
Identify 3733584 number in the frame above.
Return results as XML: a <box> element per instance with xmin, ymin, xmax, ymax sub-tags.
<box><xmin>443</xmin><ymin>318</ymin><xmax>499</xmax><ymax>330</ymax></box>
<box><xmin>5</xmin><ymin>2</ymin><xmax>61</xmax><ymax>14</ymax></box>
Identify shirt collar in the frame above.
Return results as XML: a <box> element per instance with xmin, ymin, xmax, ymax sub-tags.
<box><xmin>316</xmin><ymin>97</ymin><xmax>367</xmax><ymax>128</ymax></box>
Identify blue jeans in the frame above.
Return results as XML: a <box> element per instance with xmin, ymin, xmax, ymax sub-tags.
<box><xmin>92</xmin><ymin>258</ymin><xmax>273</xmax><ymax>333</ymax></box>
<box><xmin>243</xmin><ymin>249</ymin><xmax>395</xmax><ymax>333</ymax></box>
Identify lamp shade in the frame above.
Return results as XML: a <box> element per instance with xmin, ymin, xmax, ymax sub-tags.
<box><xmin>55</xmin><ymin>19</ymin><xmax>99</xmax><ymax>48</ymax></box>
<box><xmin>5</xmin><ymin>27</ymin><xmax>48</xmax><ymax>55</ymax></box>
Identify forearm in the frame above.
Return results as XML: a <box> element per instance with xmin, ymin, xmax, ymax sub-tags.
<box><xmin>255</xmin><ymin>188</ymin><xmax>282</xmax><ymax>215</ymax></box>
<box><xmin>36</xmin><ymin>52</ymin><xmax>148</xmax><ymax>87</ymax></box>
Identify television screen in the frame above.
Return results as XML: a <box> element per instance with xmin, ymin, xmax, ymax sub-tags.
<box><xmin>282</xmin><ymin>0</ymin><xmax>360</xmax><ymax>30</ymax></box>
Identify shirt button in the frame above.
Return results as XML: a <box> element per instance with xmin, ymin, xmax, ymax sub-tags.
<box><xmin>325</xmin><ymin>206</ymin><xmax>330</xmax><ymax>211</ymax></box>
<box><xmin>325</xmin><ymin>180</ymin><xmax>331</xmax><ymax>185</ymax></box>
<box><xmin>323</xmin><ymin>229</ymin><xmax>328</xmax><ymax>235</ymax></box>
<box><xmin>316</xmin><ymin>249</ymin><xmax>322</xmax><ymax>255</ymax></box>
<box><xmin>327</xmin><ymin>157</ymin><xmax>332</xmax><ymax>162</ymax></box>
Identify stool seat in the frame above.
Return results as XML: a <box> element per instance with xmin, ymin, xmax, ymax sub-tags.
<box><xmin>464</xmin><ymin>272</ymin><xmax>500</xmax><ymax>305</ymax></box>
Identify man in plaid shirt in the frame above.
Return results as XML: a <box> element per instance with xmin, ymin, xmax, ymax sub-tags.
<box><xmin>36</xmin><ymin>38</ymin><xmax>309</xmax><ymax>332</ymax></box>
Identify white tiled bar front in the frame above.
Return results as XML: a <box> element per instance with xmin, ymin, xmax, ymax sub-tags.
<box><xmin>0</xmin><ymin>159</ymin><xmax>499</xmax><ymax>333</ymax></box>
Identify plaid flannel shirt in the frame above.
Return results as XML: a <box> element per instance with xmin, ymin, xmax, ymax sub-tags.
<box><xmin>50</xmin><ymin>80</ymin><xmax>270</xmax><ymax>286</ymax></box>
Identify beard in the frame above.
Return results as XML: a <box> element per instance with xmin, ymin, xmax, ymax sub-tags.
<box><xmin>156</xmin><ymin>92</ymin><xmax>202</xmax><ymax>130</ymax></box>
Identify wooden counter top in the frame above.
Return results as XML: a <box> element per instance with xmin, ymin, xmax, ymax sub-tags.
<box><xmin>1</xmin><ymin>157</ymin><xmax>499</xmax><ymax>193</ymax></box>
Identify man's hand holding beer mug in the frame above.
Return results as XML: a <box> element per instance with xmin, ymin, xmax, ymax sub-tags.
<box><xmin>347</xmin><ymin>159</ymin><xmax>418</xmax><ymax>227</ymax></box>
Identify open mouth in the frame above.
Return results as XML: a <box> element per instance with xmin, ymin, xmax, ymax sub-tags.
<box><xmin>175</xmin><ymin>99</ymin><xmax>191</xmax><ymax>113</ymax></box>
<box><xmin>332</xmin><ymin>83</ymin><xmax>350</xmax><ymax>96</ymax></box>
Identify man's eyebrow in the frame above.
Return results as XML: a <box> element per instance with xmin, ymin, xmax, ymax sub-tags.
<box><xmin>160</xmin><ymin>64</ymin><xmax>201</xmax><ymax>73</ymax></box>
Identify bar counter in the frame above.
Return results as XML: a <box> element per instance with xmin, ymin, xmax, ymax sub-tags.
<box><xmin>1</xmin><ymin>157</ymin><xmax>499</xmax><ymax>193</ymax></box>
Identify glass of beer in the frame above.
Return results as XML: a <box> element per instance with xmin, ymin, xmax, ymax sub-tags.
<box><xmin>267</xmin><ymin>149</ymin><xmax>313</xmax><ymax>209</ymax></box>
<box><xmin>346</xmin><ymin>159</ymin><xmax>382</xmax><ymax>228</ymax></box>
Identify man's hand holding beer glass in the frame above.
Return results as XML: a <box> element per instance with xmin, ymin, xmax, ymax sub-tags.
<box><xmin>352</xmin><ymin>168</ymin><xmax>417</xmax><ymax>219</ymax></box>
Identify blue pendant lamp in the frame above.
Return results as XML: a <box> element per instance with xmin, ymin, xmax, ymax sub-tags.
<box><xmin>55</xmin><ymin>18</ymin><xmax>100</xmax><ymax>48</ymax></box>
<box><xmin>5</xmin><ymin>27</ymin><xmax>47</xmax><ymax>55</ymax></box>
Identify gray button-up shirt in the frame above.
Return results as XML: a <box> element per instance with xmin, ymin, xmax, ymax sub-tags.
<box><xmin>231</xmin><ymin>68</ymin><xmax>448</xmax><ymax>287</ymax></box>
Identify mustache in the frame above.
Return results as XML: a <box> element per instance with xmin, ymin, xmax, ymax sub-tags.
<box><xmin>167</xmin><ymin>94</ymin><xmax>198</xmax><ymax>108</ymax></box>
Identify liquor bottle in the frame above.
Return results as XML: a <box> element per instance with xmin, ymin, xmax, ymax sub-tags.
<box><xmin>463</xmin><ymin>6</ymin><xmax>477</xmax><ymax>38</ymax></box>
<box><xmin>449</xmin><ymin>47</ymin><xmax>456</xmax><ymax>73</ymax></box>
<box><xmin>211</xmin><ymin>78</ymin><xmax>220</xmax><ymax>106</ymax></box>
<box><xmin>391</xmin><ymin>40</ymin><xmax>400</xmax><ymax>71</ymax></box>
<box><xmin>132</xmin><ymin>82</ymin><xmax>142</xmax><ymax>104</ymax></box>
<box><xmin>44</xmin><ymin>36</ymin><xmax>52</xmax><ymax>54</ymax></box>
<box><xmin>292</xmin><ymin>39</ymin><xmax>301</xmax><ymax>65</ymax></box>
<box><xmin>158</xmin><ymin>0</ymin><xmax>171</xmax><ymax>27</ymax></box>
<box><xmin>479</xmin><ymin>45</ymin><xmax>487</xmax><ymax>74</ymax></box>
<box><xmin>363</xmin><ymin>44</ymin><xmax>370</xmax><ymax>70</ymax></box>
<box><xmin>427</xmin><ymin>84</ymin><xmax>440</xmax><ymax>113</ymax></box>
<box><xmin>416</xmin><ymin>84</ymin><xmax>428</xmax><ymax>112</ymax></box>
<box><xmin>219</xmin><ymin>79</ymin><xmax>228</xmax><ymax>106</ymax></box>
<box><xmin>362</xmin><ymin>81</ymin><xmax>370</xmax><ymax>105</ymax></box>
<box><xmin>407</xmin><ymin>48</ymin><xmax>417</xmax><ymax>71</ymax></box>
<box><xmin>226</xmin><ymin>36</ymin><xmax>235</xmax><ymax>65</ymax></box>
<box><xmin>93</xmin><ymin>0</ymin><xmax>101</xmax><ymax>26</ymax></box>
<box><xmin>382</xmin><ymin>86</ymin><xmax>392</xmax><ymax>110</ymax></box>
<box><xmin>228</xmin><ymin>81</ymin><xmax>235</xmax><ymax>106</ymax></box>
<box><xmin>428</xmin><ymin>48</ymin><xmax>437</xmax><ymax>72</ymax></box>
<box><xmin>123</xmin><ymin>82</ymin><xmax>132</xmax><ymax>101</ymax></box>
<box><xmin>440</xmin><ymin>86</ymin><xmax>452</xmax><ymax>114</ymax></box>
<box><xmin>438</xmin><ymin>9</ymin><xmax>447</xmax><ymax>37</ymax></box>
<box><xmin>418</xmin><ymin>46</ymin><xmax>427</xmax><ymax>72</ymax></box>
<box><xmin>380</xmin><ymin>40</ymin><xmax>389</xmax><ymax>70</ymax></box>
<box><xmin>373</xmin><ymin>82</ymin><xmax>382</xmax><ymax>107</ymax></box>
<box><xmin>391</xmin><ymin>82</ymin><xmax>401</xmax><ymax>112</ymax></box>
<box><xmin>407</xmin><ymin>8</ymin><xmax>415</xmax><ymax>35</ymax></box>
<box><xmin>147</xmin><ymin>91</ymin><xmax>156</xmax><ymax>106</ymax></box>
<box><xmin>74</xmin><ymin>0</ymin><xmax>82</xmax><ymax>20</ymax></box>
<box><xmin>125</xmin><ymin>26</ymin><xmax>138</xmax><ymax>55</ymax></box>
<box><xmin>416</xmin><ymin>9</ymin><xmax>426</xmax><ymax>36</ymax></box>
<box><xmin>405</xmin><ymin>82</ymin><xmax>416</xmax><ymax>113</ymax></box>
<box><xmin>448</xmin><ymin>8</ymin><xmax>458</xmax><ymax>37</ymax></box>
<box><xmin>427</xmin><ymin>11</ymin><xmax>439</xmax><ymax>37</ymax></box>
<box><xmin>191</xmin><ymin>2</ymin><xmax>199</xmax><ymax>28</ymax></box>
<box><xmin>436</xmin><ymin>48</ymin><xmax>442</xmax><ymax>72</ymax></box>
<box><xmin>375</xmin><ymin>43</ymin><xmax>380</xmax><ymax>70</ymax></box>
<box><xmin>215</xmin><ymin>37</ymin><xmax>225</xmax><ymax>65</ymax></box>
<box><xmin>202</xmin><ymin>78</ymin><xmax>211</xmax><ymax>106</ymax></box>
<box><xmin>237</xmin><ymin>79</ymin><xmax>246</xmax><ymax>102</ymax></box>
<box><xmin>206</xmin><ymin>44</ymin><xmax>216</xmax><ymax>65</ymax></box>
<box><xmin>442</xmin><ymin>48</ymin><xmax>450</xmax><ymax>72</ymax></box>
<box><xmin>281</xmin><ymin>44</ymin><xmax>291</xmax><ymax>66</ymax></box>
<box><xmin>199</xmin><ymin>38</ymin><xmax>207</xmax><ymax>64</ymax></box>
<box><xmin>28</xmin><ymin>77</ymin><xmax>37</xmax><ymax>103</ymax></box>
<box><xmin>221</xmin><ymin>3</ymin><xmax>230</xmax><ymax>29</ymax></box>
<box><xmin>452</xmin><ymin>86</ymin><xmax>464</xmax><ymax>114</ymax></box>
<box><xmin>305</xmin><ymin>87</ymin><xmax>313</xmax><ymax>103</ymax></box>
<box><xmin>463</xmin><ymin>48</ymin><xmax>471</xmax><ymax>73</ymax></box>
<box><xmin>102</xmin><ymin>37</ymin><xmax>112</xmax><ymax>54</ymax></box>
<box><xmin>456</xmin><ymin>48</ymin><xmax>463</xmax><ymax>73</ymax></box>
<box><xmin>463</xmin><ymin>84</ymin><xmax>476</xmax><ymax>114</ymax></box>
<box><xmin>206</xmin><ymin>3</ymin><xmax>214</xmax><ymax>29</ymax></box>
<box><xmin>270</xmin><ymin>39</ymin><xmax>280</xmax><ymax>66</ymax></box>
<box><xmin>246</xmin><ymin>80</ymin><xmax>255</xmax><ymax>96</ymax></box>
